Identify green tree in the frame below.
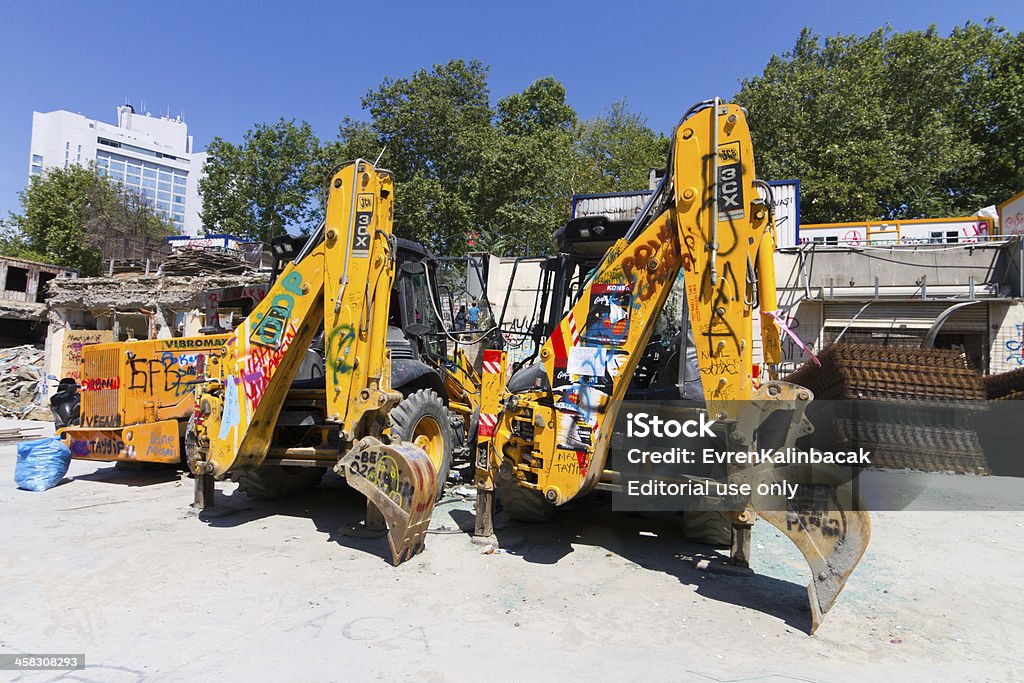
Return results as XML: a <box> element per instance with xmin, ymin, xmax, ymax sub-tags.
<box><xmin>0</xmin><ymin>216</ymin><xmax>48</xmax><ymax>264</ymax></box>
<box><xmin>735</xmin><ymin>20</ymin><xmax>1024</xmax><ymax>224</ymax></box>
<box><xmin>476</xmin><ymin>77</ymin><xmax>580</xmax><ymax>253</ymax></box>
<box><xmin>200</xmin><ymin>119</ymin><xmax>323</xmax><ymax>242</ymax></box>
<box><xmin>335</xmin><ymin>63</ymin><xmax>671</xmax><ymax>256</ymax></box>
<box><xmin>575</xmin><ymin>99</ymin><xmax>669</xmax><ymax>194</ymax></box>
<box><xmin>336</xmin><ymin>59</ymin><xmax>495</xmax><ymax>255</ymax></box>
<box><xmin>3</xmin><ymin>164</ymin><xmax>175</xmax><ymax>275</ymax></box>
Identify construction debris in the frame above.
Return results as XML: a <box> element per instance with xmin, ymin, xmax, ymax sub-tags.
<box><xmin>787</xmin><ymin>344</ymin><xmax>990</xmax><ymax>474</ymax></box>
<box><xmin>47</xmin><ymin>272</ymin><xmax>267</xmax><ymax>312</ymax></box>
<box><xmin>0</xmin><ymin>345</ymin><xmax>50</xmax><ymax>420</ymax></box>
<box><xmin>161</xmin><ymin>248</ymin><xmax>252</xmax><ymax>276</ymax></box>
<box><xmin>0</xmin><ymin>300</ymin><xmax>47</xmax><ymax>323</ymax></box>
<box><xmin>0</xmin><ymin>426</ymin><xmax>47</xmax><ymax>443</ymax></box>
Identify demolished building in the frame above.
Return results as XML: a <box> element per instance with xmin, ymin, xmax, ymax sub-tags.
<box><xmin>44</xmin><ymin>263</ymin><xmax>267</xmax><ymax>395</ymax></box>
<box><xmin>0</xmin><ymin>255</ymin><xmax>78</xmax><ymax>345</ymax></box>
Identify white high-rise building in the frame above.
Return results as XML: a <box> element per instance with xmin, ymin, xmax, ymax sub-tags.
<box><xmin>28</xmin><ymin>104</ymin><xmax>206</xmax><ymax>235</ymax></box>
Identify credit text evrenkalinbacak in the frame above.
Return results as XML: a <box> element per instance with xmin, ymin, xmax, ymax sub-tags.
<box><xmin>624</xmin><ymin>412</ymin><xmax>871</xmax><ymax>465</ymax></box>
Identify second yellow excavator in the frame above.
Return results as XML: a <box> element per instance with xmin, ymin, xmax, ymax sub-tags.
<box><xmin>471</xmin><ymin>99</ymin><xmax>870</xmax><ymax>633</ymax></box>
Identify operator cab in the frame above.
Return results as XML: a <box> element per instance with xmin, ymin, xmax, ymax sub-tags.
<box><xmin>504</xmin><ymin>213</ymin><xmax>698</xmax><ymax>401</ymax></box>
<box><xmin>548</xmin><ymin>216</ymin><xmax>632</xmax><ymax>333</ymax></box>
<box><xmin>391</xmin><ymin>238</ymin><xmax>450</xmax><ymax>366</ymax></box>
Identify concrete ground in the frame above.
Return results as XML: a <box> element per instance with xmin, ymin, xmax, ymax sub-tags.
<box><xmin>1</xmin><ymin>420</ymin><xmax>1021</xmax><ymax>682</ymax></box>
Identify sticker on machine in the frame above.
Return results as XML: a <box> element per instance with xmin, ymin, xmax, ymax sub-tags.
<box><xmin>557</xmin><ymin>413</ymin><xmax>594</xmax><ymax>451</ymax></box>
<box><xmin>567</xmin><ymin>346</ymin><xmax>605</xmax><ymax>377</ymax></box>
<box><xmin>353</xmin><ymin>192</ymin><xmax>374</xmax><ymax>257</ymax></box>
<box><xmin>552</xmin><ymin>363</ymin><xmax>571</xmax><ymax>390</ymax></box>
<box><xmin>717</xmin><ymin>141</ymin><xmax>745</xmax><ymax>221</ymax></box>
<box><xmin>567</xmin><ymin>346</ymin><xmax>628</xmax><ymax>380</ymax></box>
<box><xmin>584</xmin><ymin>283</ymin><xmax>632</xmax><ymax>346</ymax></box>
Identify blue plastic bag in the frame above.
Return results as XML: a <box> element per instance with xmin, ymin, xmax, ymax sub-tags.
<box><xmin>15</xmin><ymin>437</ymin><xmax>71</xmax><ymax>492</ymax></box>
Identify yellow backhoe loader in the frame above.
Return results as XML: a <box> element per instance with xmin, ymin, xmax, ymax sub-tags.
<box><xmin>188</xmin><ymin>160</ymin><xmax>481</xmax><ymax>564</ymax></box>
<box><xmin>471</xmin><ymin>99</ymin><xmax>870</xmax><ymax>633</ymax></box>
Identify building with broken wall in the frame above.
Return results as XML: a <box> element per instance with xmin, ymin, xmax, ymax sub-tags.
<box><xmin>0</xmin><ymin>256</ymin><xmax>78</xmax><ymax>418</ymax></box>
<box><xmin>43</xmin><ymin>270</ymin><xmax>268</xmax><ymax>395</ymax></box>
<box><xmin>0</xmin><ymin>255</ymin><xmax>78</xmax><ymax>344</ymax></box>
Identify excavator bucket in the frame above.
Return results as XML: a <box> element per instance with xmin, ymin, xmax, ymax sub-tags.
<box><xmin>750</xmin><ymin>465</ymin><xmax>871</xmax><ymax>633</ymax></box>
<box><xmin>337</xmin><ymin>437</ymin><xmax>438</xmax><ymax>565</ymax></box>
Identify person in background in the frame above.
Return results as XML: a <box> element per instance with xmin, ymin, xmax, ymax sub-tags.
<box><xmin>468</xmin><ymin>302</ymin><xmax>481</xmax><ymax>330</ymax></box>
<box><xmin>455</xmin><ymin>305</ymin><xmax>467</xmax><ymax>331</ymax></box>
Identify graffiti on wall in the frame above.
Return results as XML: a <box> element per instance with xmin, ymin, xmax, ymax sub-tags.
<box><xmin>1005</xmin><ymin>323</ymin><xmax>1024</xmax><ymax>366</ymax></box>
<box><xmin>61</xmin><ymin>330</ymin><xmax>114</xmax><ymax>382</ymax></box>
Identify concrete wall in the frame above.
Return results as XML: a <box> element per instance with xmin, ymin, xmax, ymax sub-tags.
<box><xmin>989</xmin><ymin>301</ymin><xmax>1024</xmax><ymax>374</ymax></box>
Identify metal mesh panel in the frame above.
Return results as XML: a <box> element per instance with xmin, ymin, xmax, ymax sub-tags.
<box><xmin>80</xmin><ymin>347</ymin><xmax>121</xmax><ymax>428</ymax></box>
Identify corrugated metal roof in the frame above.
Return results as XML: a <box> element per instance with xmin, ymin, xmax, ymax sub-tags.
<box><xmin>572</xmin><ymin>192</ymin><xmax>651</xmax><ymax>221</ymax></box>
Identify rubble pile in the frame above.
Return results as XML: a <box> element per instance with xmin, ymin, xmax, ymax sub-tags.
<box><xmin>0</xmin><ymin>345</ymin><xmax>50</xmax><ymax>420</ymax></box>
<box><xmin>786</xmin><ymin>344</ymin><xmax>989</xmax><ymax>474</ymax></box>
<box><xmin>162</xmin><ymin>249</ymin><xmax>251</xmax><ymax>276</ymax></box>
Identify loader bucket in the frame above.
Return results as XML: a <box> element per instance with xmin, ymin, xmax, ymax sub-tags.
<box><xmin>751</xmin><ymin>464</ymin><xmax>871</xmax><ymax>633</ymax></box>
<box><xmin>338</xmin><ymin>437</ymin><xmax>438</xmax><ymax>565</ymax></box>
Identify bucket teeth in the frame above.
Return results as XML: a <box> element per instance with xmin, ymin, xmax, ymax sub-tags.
<box><xmin>338</xmin><ymin>437</ymin><xmax>438</xmax><ymax>566</ymax></box>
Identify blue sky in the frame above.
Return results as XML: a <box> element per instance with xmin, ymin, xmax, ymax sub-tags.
<box><xmin>1</xmin><ymin>1</ymin><xmax>1022</xmax><ymax>220</ymax></box>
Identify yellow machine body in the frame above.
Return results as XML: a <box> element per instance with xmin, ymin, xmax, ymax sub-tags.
<box><xmin>59</xmin><ymin>335</ymin><xmax>229</xmax><ymax>463</ymax></box>
<box><xmin>191</xmin><ymin>161</ymin><xmax>438</xmax><ymax>564</ymax></box>
<box><xmin>486</xmin><ymin>103</ymin><xmax>777</xmax><ymax>502</ymax></box>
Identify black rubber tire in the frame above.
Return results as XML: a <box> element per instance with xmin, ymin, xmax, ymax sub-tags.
<box><xmin>680</xmin><ymin>510</ymin><xmax>733</xmax><ymax>547</ymax></box>
<box><xmin>236</xmin><ymin>465</ymin><xmax>325</xmax><ymax>500</ymax></box>
<box><xmin>389</xmin><ymin>388</ymin><xmax>454</xmax><ymax>501</ymax></box>
<box><xmin>496</xmin><ymin>476</ymin><xmax>557</xmax><ymax>523</ymax></box>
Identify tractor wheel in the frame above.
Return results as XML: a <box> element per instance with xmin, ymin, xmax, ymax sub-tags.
<box><xmin>680</xmin><ymin>510</ymin><xmax>733</xmax><ymax>547</ymax></box>
<box><xmin>496</xmin><ymin>476</ymin><xmax>557</xmax><ymax>523</ymax></box>
<box><xmin>389</xmin><ymin>389</ymin><xmax>454</xmax><ymax>501</ymax></box>
<box><xmin>236</xmin><ymin>465</ymin><xmax>325</xmax><ymax>500</ymax></box>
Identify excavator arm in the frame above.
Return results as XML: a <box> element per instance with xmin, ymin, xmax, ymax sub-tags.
<box><xmin>478</xmin><ymin>100</ymin><xmax>869</xmax><ymax>631</ymax></box>
<box><xmin>188</xmin><ymin>161</ymin><xmax>437</xmax><ymax>564</ymax></box>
